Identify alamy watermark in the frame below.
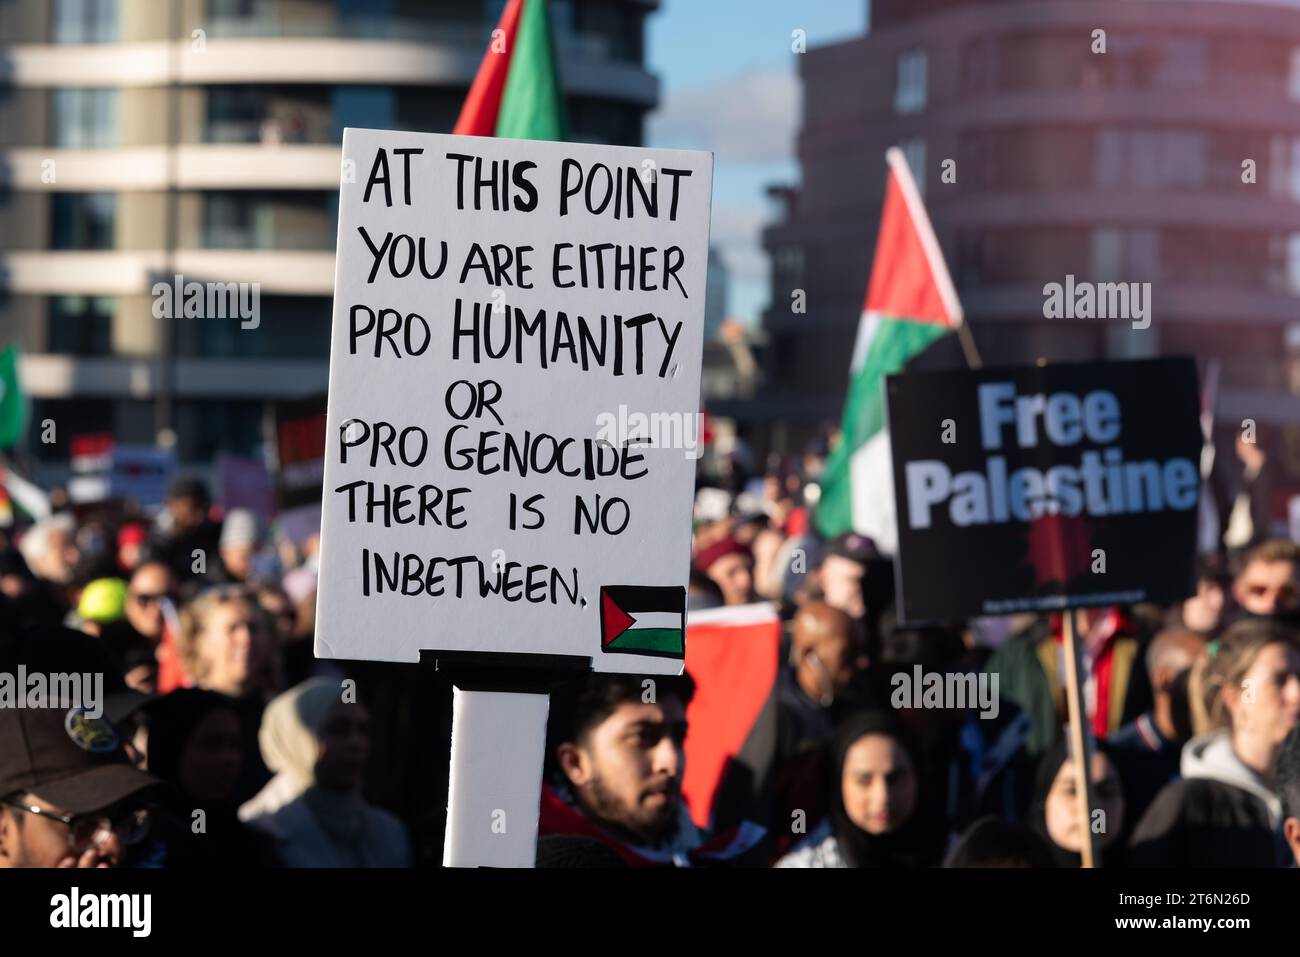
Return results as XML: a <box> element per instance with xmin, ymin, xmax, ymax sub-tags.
<box><xmin>595</xmin><ymin>405</ymin><xmax>703</xmax><ymax>460</ymax></box>
<box><xmin>1042</xmin><ymin>275</ymin><xmax>1150</xmax><ymax>330</ymax></box>
<box><xmin>151</xmin><ymin>274</ymin><xmax>260</xmax><ymax>329</ymax></box>
<box><xmin>890</xmin><ymin>666</ymin><xmax>1000</xmax><ymax>719</ymax></box>
<box><xmin>0</xmin><ymin>667</ymin><xmax>103</xmax><ymax>718</ymax></box>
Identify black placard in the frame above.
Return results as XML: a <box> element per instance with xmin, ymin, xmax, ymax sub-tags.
<box><xmin>887</xmin><ymin>357</ymin><xmax>1202</xmax><ymax>622</ymax></box>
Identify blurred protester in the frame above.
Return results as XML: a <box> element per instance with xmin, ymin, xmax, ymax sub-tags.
<box><xmin>541</xmin><ymin>673</ymin><xmax>761</xmax><ymax>866</ymax></box>
<box><xmin>693</xmin><ymin>537</ymin><xmax>755</xmax><ymax>607</ymax></box>
<box><xmin>143</xmin><ymin>689</ymin><xmax>278</xmax><ymax>867</ymax></box>
<box><xmin>70</xmin><ymin>520</ymin><xmax>119</xmax><ymax>586</ymax></box>
<box><xmin>805</xmin><ymin>533</ymin><xmax>873</xmax><ymax>621</ymax></box>
<box><xmin>776</xmin><ymin>711</ymin><xmax>940</xmax><ymax>868</ymax></box>
<box><xmin>100</xmin><ymin>560</ymin><xmax>176</xmax><ymax>693</ymax></box>
<box><xmin>784</xmin><ymin>602</ymin><xmax>872</xmax><ymax>735</ymax></box>
<box><xmin>942</xmin><ymin>816</ymin><xmax>1056</xmax><ymax>868</ymax></box>
<box><xmin>1230</xmin><ymin>538</ymin><xmax>1300</xmax><ymax>624</ymax></box>
<box><xmin>177</xmin><ymin>585</ymin><xmax>275</xmax><ymax>803</ymax></box>
<box><xmin>686</xmin><ymin>568</ymin><xmax>723</xmax><ymax>612</ymax></box>
<box><xmin>750</xmin><ymin>523</ymin><xmax>787</xmax><ymax>602</ymax></box>
<box><xmin>985</xmin><ymin>606</ymin><xmax>1152</xmax><ymax>758</ymax></box>
<box><xmin>18</xmin><ymin>513</ymin><xmax>78</xmax><ymax>589</ymax></box>
<box><xmin>217</xmin><ymin>508</ymin><xmax>262</xmax><ymax>584</ymax></box>
<box><xmin>245</xmin><ymin>680</ymin><xmax>410</xmax><ymax>867</ymax></box>
<box><xmin>1130</xmin><ymin>619</ymin><xmax>1300</xmax><ymax>866</ymax></box>
<box><xmin>150</xmin><ymin>477</ymin><xmax>221</xmax><ymax>585</ymax></box>
<box><xmin>1279</xmin><ymin>725</ymin><xmax>1300</xmax><ymax>867</ymax></box>
<box><xmin>712</xmin><ymin>602</ymin><xmax>871</xmax><ymax>846</ymax></box>
<box><xmin>768</xmin><ymin>509</ymin><xmax>823</xmax><ymax>611</ymax></box>
<box><xmin>116</xmin><ymin>522</ymin><xmax>149</xmax><ymax>574</ymax></box>
<box><xmin>0</xmin><ymin>628</ymin><xmax>160</xmax><ymax>868</ymax></box>
<box><xmin>1108</xmin><ymin>628</ymin><xmax>1206</xmax><ymax>825</ymax></box>
<box><xmin>0</xmin><ymin>546</ymin><xmax>64</xmax><ymax>631</ymax></box>
<box><xmin>256</xmin><ymin>582</ymin><xmax>317</xmax><ymax>687</ymax></box>
<box><xmin>1170</xmin><ymin>553</ymin><xmax>1231</xmax><ymax>636</ymax></box>
<box><xmin>1028</xmin><ymin>738</ymin><xmax>1127</xmax><ymax>867</ymax></box>
<box><xmin>878</xmin><ymin>617</ymin><xmax>1035</xmax><ymax>838</ymax></box>
<box><xmin>1214</xmin><ymin>432</ymin><xmax>1273</xmax><ymax>553</ymax></box>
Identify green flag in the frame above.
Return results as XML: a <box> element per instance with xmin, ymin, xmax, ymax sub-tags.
<box><xmin>495</xmin><ymin>0</ymin><xmax>567</xmax><ymax>140</ymax></box>
<box><xmin>0</xmin><ymin>346</ymin><xmax>26</xmax><ymax>449</ymax></box>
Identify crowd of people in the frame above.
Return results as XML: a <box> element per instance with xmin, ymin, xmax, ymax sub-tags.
<box><xmin>2</xmin><ymin>453</ymin><xmax>1300</xmax><ymax>869</ymax></box>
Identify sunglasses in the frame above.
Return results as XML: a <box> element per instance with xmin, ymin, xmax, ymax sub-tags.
<box><xmin>3</xmin><ymin>797</ymin><xmax>154</xmax><ymax>849</ymax></box>
<box><xmin>129</xmin><ymin>591</ymin><xmax>175</xmax><ymax>607</ymax></box>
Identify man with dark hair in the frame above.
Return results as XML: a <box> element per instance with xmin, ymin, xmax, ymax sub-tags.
<box><xmin>1232</xmin><ymin>538</ymin><xmax>1300</xmax><ymax>624</ymax></box>
<box><xmin>149</xmin><ymin>476</ymin><xmax>222</xmax><ymax>585</ymax></box>
<box><xmin>1279</xmin><ymin>724</ymin><xmax>1300</xmax><ymax>866</ymax></box>
<box><xmin>539</xmin><ymin>672</ymin><xmax>760</xmax><ymax>866</ymax></box>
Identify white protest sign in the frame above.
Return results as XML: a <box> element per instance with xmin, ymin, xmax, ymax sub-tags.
<box><xmin>316</xmin><ymin>129</ymin><xmax>713</xmax><ymax>675</ymax></box>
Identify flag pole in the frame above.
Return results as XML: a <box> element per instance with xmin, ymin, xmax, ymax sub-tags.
<box><xmin>1060</xmin><ymin>608</ymin><xmax>1099</xmax><ymax>868</ymax></box>
<box><xmin>956</xmin><ymin>323</ymin><xmax>983</xmax><ymax>370</ymax></box>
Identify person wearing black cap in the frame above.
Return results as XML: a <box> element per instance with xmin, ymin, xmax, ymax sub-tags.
<box><xmin>809</xmin><ymin>533</ymin><xmax>875</xmax><ymax>622</ymax></box>
<box><xmin>0</xmin><ymin>628</ymin><xmax>160</xmax><ymax>867</ymax></box>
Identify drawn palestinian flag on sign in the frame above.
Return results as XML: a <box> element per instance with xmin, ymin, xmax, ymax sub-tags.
<box><xmin>600</xmin><ymin>586</ymin><xmax>686</xmax><ymax>659</ymax></box>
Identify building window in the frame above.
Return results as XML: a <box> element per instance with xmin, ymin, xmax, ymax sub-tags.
<box><xmin>51</xmin><ymin>193</ymin><xmax>115</xmax><ymax>250</ymax></box>
<box><xmin>1096</xmin><ymin>128</ymin><xmax>1206</xmax><ymax>190</ymax></box>
<box><xmin>900</xmin><ymin>138</ymin><xmax>927</xmax><ymax>197</ymax></box>
<box><xmin>52</xmin><ymin>0</ymin><xmax>119</xmax><ymax>43</ymax></box>
<box><xmin>203</xmin><ymin>191</ymin><xmax>334</xmax><ymax>250</ymax></box>
<box><xmin>51</xmin><ymin>89</ymin><xmax>119</xmax><ymax>148</ymax></box>
<box><xmin>894</xmin><ymin>49</ymin><xmax>928</xmax><ymax>115</ymax></box>
<box><xmin>48</xmin><ymin>296</ymin><xmax>114</xmax><ymax>355</ymax></box>
<box><xmin>772</xmin><ymin>246</ymin><xmax>805</xmax><ymax>300</ymax></box>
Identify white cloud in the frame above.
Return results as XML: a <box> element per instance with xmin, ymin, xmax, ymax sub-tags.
<box><xmin>648</xmin><ymin>67</ymin><xmax>798</xmax><ymax>165</ymax></box>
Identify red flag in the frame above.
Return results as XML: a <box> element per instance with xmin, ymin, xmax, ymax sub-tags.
<box><xmin>452</xmin><ymin>0</ymin><xmax>525</xmax><ymax>136</ymax></box>
<box><xmin>681</xmin><ymin>603</ymin><xmax>781</xmax><ymax>829</ymax></box>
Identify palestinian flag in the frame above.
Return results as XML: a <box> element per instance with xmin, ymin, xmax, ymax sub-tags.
<box><xmin>453</xmin><ymin>0</ymin><xmax>567</xmax><ymax>141</ymax></box>
<box><xmin>815</xmin><ymin>147</ymin><xmax>964</xmax><ymax>554</ymax></box>
<box><xmin>600</xmin><ymin>586</ymin><xmax>685</xmax><ymax>658</ymax></box>
<box><xmin>0</xmin><ymin>462</ymin><xmax>51</xmax><ymax>523</ymax></box>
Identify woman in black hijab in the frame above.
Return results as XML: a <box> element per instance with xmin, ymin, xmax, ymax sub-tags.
<box><xmin>145</xmin><ymin>689</ymin><xmax>279</xmax><ymax>867</ymax></box>
<box><xmin>1028</xmin><ymin>738</ymin><xmax>1127</xmax><ymax>868</ymax></box>
<box><xmin>776</xmin><ymin>711</ymin><xmax>943</xmax><ymax>867</ymax></box>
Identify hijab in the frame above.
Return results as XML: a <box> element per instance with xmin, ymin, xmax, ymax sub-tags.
<box><xmin>145</xmin><ymin>688</ymin><xmax>280</xmax><ymax>866</ymax></box>
<box><xmin>1029</xmin><ymin>738</ymin><xmax>1125</xmax><ymax>868</ymax></box>
<box><xmin>257</xmin><ymin>677</ymin><xmax>344</xmax><ymax>793</ymax></box>
<box><xmin>827</xmin><ymin>711</ymin><xmax>938</xmax><ymax>868</ymax></box>
<box><xmin>146</xmin><ymin>688</ymin><xmax>239</xmax><ymax>794</ymax></box>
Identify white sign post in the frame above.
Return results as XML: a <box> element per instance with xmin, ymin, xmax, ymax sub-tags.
<box><xmin>318</xmin><ymin>129</ymin><xmax>713</xmax><ymax>866</ymax></box>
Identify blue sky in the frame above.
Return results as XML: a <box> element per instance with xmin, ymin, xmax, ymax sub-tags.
<box><xmin>646</xmin><ymin>0</ymin><xmax>867</xmax><ymax>326</ymax></box>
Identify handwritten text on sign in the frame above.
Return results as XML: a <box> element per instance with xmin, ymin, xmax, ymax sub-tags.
<box><xmin>315</xmin><ymin>130</ymin><xmax>713</xmax><ymax>675</ymax></box>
